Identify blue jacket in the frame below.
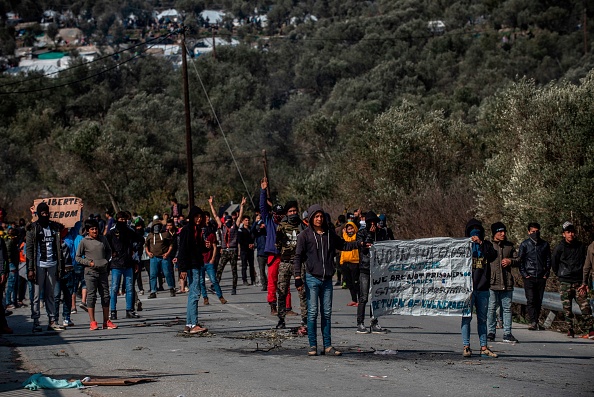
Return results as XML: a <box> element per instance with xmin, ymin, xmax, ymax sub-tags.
<box><xmin>260</xmin><ymin>188</ymin><xmax>278</xmax><ymax>255</ymax></box>
<box><xmin>251</xmin><ymin>219</ymin><xmax>267</xmax><ymax>257</ymax></box>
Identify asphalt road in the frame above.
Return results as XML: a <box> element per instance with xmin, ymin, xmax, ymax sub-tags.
<box><xmin>1</xmin><ymin>266</ymin><xmax>593</xmax><ymax>397</ymax></box>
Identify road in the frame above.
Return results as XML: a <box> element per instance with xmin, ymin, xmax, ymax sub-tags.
<box><xmin>1</xmin><ymin>266</ymin><xmax>593</xmax><ymax>397</ymax></box>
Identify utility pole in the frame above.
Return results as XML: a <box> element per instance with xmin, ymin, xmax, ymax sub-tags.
<box><xmin>181</xmin><ymin>27</ymin><xmax>195</xmax><ymax>207</ymax></box>
<box><xmin>262</xmin><ymin>149</ymin><xmax>270</xmax><ymax>199</ymax></box>
<box><xmin>584</xmin><ymin>4</ymin><xmax>588</xmax><ymax>54</ymax></box>
<box><xmin>212</xmin><ymin>26</ymin><xmax>217</xmax><ymax>59</ymax></box>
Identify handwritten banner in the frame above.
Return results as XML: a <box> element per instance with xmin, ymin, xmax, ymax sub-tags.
<box><xmin>32</xmin><ymin>197</ymin><xmax>83</xmax><ymax>228</ymax></box>
<box><xmin>370</xmin><ymin>238</ymin><xmax>473</xmax><ymax>317</ymax></box>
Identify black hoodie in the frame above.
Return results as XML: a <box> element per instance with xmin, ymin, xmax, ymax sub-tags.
<box><xmin>465</xmin><ymin>219</ymin><xmax>496</xmax><ymax>291</ymax></box>
<box><xmin>293</xmin><ymin>204</ymin><xmax>359</xmax><ymax>280</ymax></box>
<box><xmin>177</xmin><ymin>206</ymin><xmax>206</xmax><ymax>272</ymax></box>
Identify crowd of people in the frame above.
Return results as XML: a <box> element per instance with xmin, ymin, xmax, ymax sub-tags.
<box><xmin>0</xmin><ymin>184</ymin><xmax>593</xmax><ymax>357</ymax></box>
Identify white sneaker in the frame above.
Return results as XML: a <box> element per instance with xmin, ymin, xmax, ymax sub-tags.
<box><xmin>63</xmin><ymin>320</ymin><xmax>74</xmax><ymax>327</ymax></box>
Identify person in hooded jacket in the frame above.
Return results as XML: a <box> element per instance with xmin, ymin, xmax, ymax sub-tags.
<box><xmin>518</xmin><ymin>222</ymin><xmax>551</xmax><ymax>330</ymax></box>
<box><xmin>462</xmin><ymin>219</ymin><xmax>498</xmax><ymax>358</ymax></box>
<box><xmin>26</xmin><ymin>202</ymin><xmax>65</xmax><ymax>332</ymax></box>
<box><xmin>355</xmin><ymin>211</ymin><xmax>389</xmax><ymax>334</ymax></box>
<box><xmin>552</xmin><ymin>221</ymin><xmax>594</xmax><ymax>339</ymax></box>
<box><xmin>145</xmin><ymin>220</ymin><xmax>175</xmax><ymax>299</ymax></box>
<box><xmin>340</xmin><ymin>221</ymin><xmax>360</xmax><ymax>307</ymax></box>
<box><xmin>106</xmin><ymin>212</ymin><xmax>145</xmax><ymax>320</ymax></box>
<box><xmin>177</xmin><ymin>206</ymin><xmax>208</xmax><ymax>334</ymax></box>
<box><xmin>293</xmin><ymin>204</ymin><xmax>361</xmax><ymax>356</ymax></box>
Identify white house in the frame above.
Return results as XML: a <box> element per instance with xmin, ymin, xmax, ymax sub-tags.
<box><xmin>193</xmin><ymin>37</ymin><xmax>239</xmax><ymax>56</ymax></box>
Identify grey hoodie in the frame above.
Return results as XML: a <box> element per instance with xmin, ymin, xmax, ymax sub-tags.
<box><xmin>76</xmin><ymin>235</ymin><xmax>112</xmax><ymax>273</ymax></box>
<box><xmin>293</xmin><ymin>204</ymin><xmax>359</xmax><ymax>280</ymax></box>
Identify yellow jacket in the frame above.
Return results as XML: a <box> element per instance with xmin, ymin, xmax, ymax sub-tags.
<box><xmin>340</xmin><ymin>222</ymin><xmax>359</xmax><ymax>265</ymax></box>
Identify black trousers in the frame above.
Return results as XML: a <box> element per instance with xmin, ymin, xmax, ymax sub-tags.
<box><xmin>241</xmin><ymin>249</ymin><xmax>256</xmax><ymax>283</ymax></box>
<box><xmin>523</xmin><ymin>277</ymin><xmax>547</xmax><ymax>324</ymax></box>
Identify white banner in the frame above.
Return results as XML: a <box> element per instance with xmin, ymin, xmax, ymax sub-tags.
<box><xmin>370</xmin><ymin>237</ymin><xmax>473</xmax><ymax>317</ymax></box>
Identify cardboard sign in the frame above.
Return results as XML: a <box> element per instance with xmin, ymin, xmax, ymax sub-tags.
<box><xmin>32</xmin><ymin>197</ymin><xmax>83</xmax><ymax>228</ymax></box>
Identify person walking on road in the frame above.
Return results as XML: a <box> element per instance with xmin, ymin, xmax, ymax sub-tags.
<box><xmin>178</xmin><ymin>206</ymin><xmax>208</xmax><ymax>334</ymax></box>
<box><xmin>552</xmin><ymin>221</ymin><xmax>594</xmax><ymax>339</ymax></box>
<box><xmin>518</xmin><ymin>222</ymin><xmax>551</xmax><ymax>331</ymax></box>
<box><xmin>75</xmin><ymin>219</ymin><xmax>117</xmax><ymax>331</ymax></box>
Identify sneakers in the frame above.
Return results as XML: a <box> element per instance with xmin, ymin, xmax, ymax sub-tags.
<box><xmin>347</xmin><ymin>301</ymin><xmax>358</xmax><ymax>307</ymax></box>
<box><xmin>110</xmin><ymin>311</ymin><xmax>117</xmax><ymax>320</ymax></box>
<box><xmin>286</xmin><ymin>310</ymin><xmax>298</xmax><ymax>317</ymax></box>
<box><xmin>148</xmin><ymin>292</ymin><xmax>157</xmax><ymax>299</ymax></box>
<box><xmin>231</xmin><ymin>289</ymin><xmax>237</xmax><ymax>295</ymax></box>
<box><xmin>89</xmin><ymin>321</ymin><xmax>99</xmax><ymax>331</ymax></box>
<box><xmin>480</xmin><ymin>347</ymin><xmax>498</xmax><ymax>358</ymax></box>
<box><xmin>183</xmin><ymin>326</ymin><xmax>191</xmax><ymax>334</ymax></box>
<box><xmin>528</xmin><ymin>322</ymin><xmax>537</xmax><ymax>331</ymax></box>
<box><xmin>261</xmin><ymin>286</ymin><xmax>267</xmax><ymax>291</ymax></box>
<box><xmin>203</xmin><ymin>297</ymin><xmax>210</xmax><ymax>305</ymax></box>
<box><xmin>370</xmin><ymin>323</ymin><xmax>388</xmax><ymax>334</ymax></box>
<box><xmin>503</xmin><ymin>334</ymin><xmax>519</xmax><ymax>343</ymax></box>
<box><xmin>189</xmin><ymin>325</ymin><xmax>207</xmax><ymax>334</ymax></box>
<box><xmin>276</xmin><ymin>319</ymin><xmax>286</xmax><ymax>329</ymax></box>
<box><xmin>63</xmin><ymin>319</ymin><xmax>74</xmax><ymax>327</ymax></box>
<box><xmin>487</xmin><ymin>333</ymin><xmax>495</xmax><ymax>342</ymax></box>
<box><xmin>48</xmin><ymin>322</ymin><xmax>65</xmax><ymax>331</ymax></box>
<box><xmin>126</xmin><ymin>310</ymin><xmax>140</xmax><ymax>319</ymax></box>
<box><xmin>169</xmin><ymin>288</ymin><xmax>176</xmax><ymax>297</ymax></box>
<box><xmin>32</xmin><ymin>323</ymin><xmax>43</xmax><ymax>333</ymax></box>
<box><xmin>341</xmin><ymin>282</ymin><xmax>347</xmax><ymax>289</ymax></box>
<box><xmin>219</xmin><ymin>297</ymin><xmax>228</xmax><ymax>304</ymax></box>
<box><xmin>463</xmin><ymin>346</ymin><xmax>472</xmax><ymax>357</ymax></box>
<box><xmin>136</xmin><ymin>301</ymin><xmax>143</xmax><ymax>311</ymax></box>
<box><xmin>103</xmin><ymin>320</ymin><xmax>118</xmax><ymax>329</ymax></box>
<box><xmin>567</xmin><ymin>328</ymin><xmax>575</xmax><ymax>338</ymax></box>
<box><xmin>588</xmin><ymin>330</ymin><xmax>594</xmax><ymax>340</ymax></box>
<box><xmin>79</xmin><ymin>302</ymin><xmax>88</xmax><ymax>312</ymax></box>
<box><xmin>357</xmin><ymin>323</ymin><xmax>370</xmax><ymax>334</ymax></box>
<box><xmin>70</xmin><ymin>308</ymin><xmax>78</xmax><ymax>314</ymax></box>
<box><xmin>138</xmin><ymin>290</ymin><xmax>144</xmax><ymax>296</ymax></box>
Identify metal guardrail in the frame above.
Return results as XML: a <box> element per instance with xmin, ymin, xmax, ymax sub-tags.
<box><xmin>512</xmin><ymin>287</ymin><xmax>585</xmax><ymax>316</ymax></box>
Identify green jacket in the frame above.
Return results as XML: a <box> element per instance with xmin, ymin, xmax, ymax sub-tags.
<box><xmin>489</xmin><ymin>239</ymin><xmax>519</xmax><ymax>291</ymax></box>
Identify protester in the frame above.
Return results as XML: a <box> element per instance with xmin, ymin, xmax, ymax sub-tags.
<box><xmin>198</xmin><ymin>217</ymin><xmax>227</xmax><ymax>306</ymax></box>
<box><xmin>275</xmin><ymin>201</ymin><xmax>305</xmax><ymax>330</ymax></box>
<box><xmin>462</xmin><ymin>219</ymin><xmax>498</xmax><ymax>358</ymax></box>
<box><xmin>238</xmin><ymin>215</ymin><xmax>256</xmax><ymax>286</ymax></box>
<box><xmin>26</xmin><ymin>202</ymin><xmax>65</xmax><ymax>332</ymax></box>
<box><xmin>145</xmin><ymin>220</ymin><xmax>176</xmax><ymax>299</ymax></box>
<box><xmin>177</xmin><ymin>206</ymin><xmax>208</xmax><ymax>334</ymax></box>
<box><xmin>552</xmin><ymin>222</ymin><xmax>594</xmax><ymax>339</ymax></box>
<box><xmin>4</xmin><ymin>227</ymin><xmax>20</xmax><ymax>309</ymax></box>
<box><xmin>54</xmin><ymin>239</ymin><xmax>75</xmax><ymax>327</ymax></box>
<box><xmin>106</xmin><ymin>212</ymin><xmax>144</xmax><ymax>320</ymax></box>
<box><xmin>340</xmin><ymin>221</ymin><xmax>360</xmax><ymax>307</ymax></box>
<box><xmin>209</xmin><ymin>196</ymin><xmax>246</xmax><ymax>295</ymax></box>
<box><xmin>293</xmin><ymin>204</ymin><xmax>359</xmax><ymax>356</ymax></box>
<box><xmin>578</xmin><ymin>239</ymin><xmax>594</xmax><ymax>312</ymax></box>
<box><xmin>260</xmin><ymin>178</ymin><xmax>290</xmax><ymax>315</ymax></box>
<box><xmin>75</xmin><ymin>219</ymin><xmax>117</xmax><ymax>330</ymax></box>
<box><xmin>251</xmin><ymin>213</ymin><xmax>268</xmax><ymax>291</ymax></box>
<box><xmin>487</xmin><ymin>222</ymin><xmax>519</xmax><ymax>343</ymax></box>
<box><xmin>355</xmin><ymin>212</ymin><xmax>389</xmax><ymax>333</ymax></box>
<box><xmin>0</xmin><ymin>236</ymin><xmax>12</xmax><ymax>334</ymax></box>
<box><xmin>518</xmin><ymin>222</ymin><xmax>551</xmax><ymax>330</ymax></box>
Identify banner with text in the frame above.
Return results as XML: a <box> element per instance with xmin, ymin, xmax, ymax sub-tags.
<box><xmin>370</xmin><ymin>237</ymin><xmax>473</xmax><ymax>317</ymax></box>
<box><xmin>32</xmin><ymin>197</ymin><xmax>83</xmax><ymax>228</ymax></box>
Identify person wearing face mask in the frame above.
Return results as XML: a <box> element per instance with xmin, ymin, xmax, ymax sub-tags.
<box><xmin>552</xmin><ymin>222</ymin><xmax>594</xmax><ymax>339</ymax></box>
<box><xmin>340</xmin><ymin>221</ymin><xmax>360</xmax><ymax>307</ymax></box>
<box><xmin>209</xmin><ymin>196</ymin><xmax>246</xmax><ymax>296</ymax></box>
<box><xmin>274</xmin><ymin>201</ymin><xmax>306</xmax><ymax>330</ymax></box>
<box><xmin>106</xmin><ymin>212</ymin><xmax>145</xmax><ymax>320</ymax></box>
<box><xmin>26</xmin><ymin>202</ymin><xmax>66</xmax><ymax>332</ymax></box>
<box><xmin>518</xmin><ymin>222</ymin><xmax>551</xmax><ymax>331</ymax></box>
<box><xmin>144</xmin><ymin>220</ymin><xmax>176</xmax><ymax>299</ymax></box>
<box><xmin>238</xmin><ymin>215</ymin><xmax>256</xmax><ymax>286</ymax></box>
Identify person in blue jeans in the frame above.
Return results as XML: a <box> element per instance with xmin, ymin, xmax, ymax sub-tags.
<box><xmin>178</xmin><ymin>206</ymin><xmax>208</xmax><ymax>334</ymax></box>
<box><xmin>462</xmin><ymin>219</ymin><xmax>498</xmax><ymax>358</ymax></box>
<box><xmin>54</xmin><ymin>241</ymin><xmax>75</xmax><ymax>327</ymax></box>
<box><xmin>107</xmin><ymin>212</ymin><xmax>145</xmax><ymax>319</ymax></box>
<box><xmin>198</xmin><ymin>227</ymin><xmax>227</xmax><ymax>305</ymax></box>
<box><xmin>293</xmin><ymin>204</ymin><xmax>360</xmax><ymax>356</ymax></box>
<box><xmin>145</xmin><ymin>221</ymin><xmax>176</xmax><ymax>299</ymax></box>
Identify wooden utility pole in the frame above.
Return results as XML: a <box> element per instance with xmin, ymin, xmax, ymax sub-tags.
<box><xmin>584</xmin><ymin>5</ymin><xmax>588</xmax><ymax>54</ymax></box>
<box><xmin>181</xmin><ymin>27</ymin><xmax>195</xmax><ymax>207</ymax></box>
<box><xmin>212</xmin><ymin>26</ymin><xmax>217</xmax><ymax>59</ymax></box>
<box><xmin>262</xmin><ymin>149</ymin><xmax>270</xmax><ymax>199</ymax></box>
